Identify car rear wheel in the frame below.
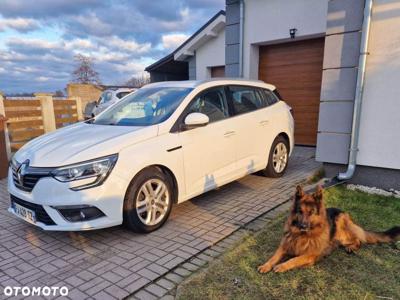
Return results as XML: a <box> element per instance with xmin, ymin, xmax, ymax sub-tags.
<box><xmin>261</xmin><ymin>136</ymin><xmax>289</xmax><ymax>178</ymax></box>
<box><xmin>123</xmin><ymin>167</ymin><xmax>173</xmax><ymax>233</ymax></box>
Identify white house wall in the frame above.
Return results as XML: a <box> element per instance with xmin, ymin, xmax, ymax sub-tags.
<box><xmin>243</xmin><ymin>0</ymin><xmax>329</xmax><ymax>79</ymax></box>
<box><xmin>195</xmin><ymin>29</ymin><xmax>226</xmax><ymax>80</ymax></box>
<box><xmin>357</xmin><ymin>0</ymin><xmax>400</xmax><ymax>170</ymax></box>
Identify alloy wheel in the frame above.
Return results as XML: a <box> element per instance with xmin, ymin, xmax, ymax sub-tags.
<box><xmin>272</xmin><ymin>142</ymin><xmax>288</xmax><ymax>173</ymax></box>
<box><xmin>136</xmin><ymin>179</ymin><xmax>170</xmax><ymax>226</ymax></box>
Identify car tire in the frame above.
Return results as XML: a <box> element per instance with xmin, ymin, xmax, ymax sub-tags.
<box><xmin>123</xmin><ymin>167</ymin><xmax>174</xmax><ymax>233</ymax></box>
<box><xmin>261</xmin><ymin>136</ymin><xmax>289</xmax><ymax>178</ymax></box>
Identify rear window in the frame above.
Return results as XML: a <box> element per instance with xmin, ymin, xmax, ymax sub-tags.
<box><xmin>273</xmin><ymin>89</ymin><xmax>283</xmax><ymax>100</ymax></box>
<box><xmin>263</xmin><ymin>89</ymin><xmax>280</xmax><ymax>105</ymax></box>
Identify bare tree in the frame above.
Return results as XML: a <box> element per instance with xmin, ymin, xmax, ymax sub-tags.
<box><xmin>54</xmin><ymin>90</ymin><xmax>64</xmax><ymax>97</ymax></box>
<box><xmin>72</xmin><ymin>54</ymin><xmax>101</xmax><ymax>84</ymax></box>
<box><xmin>125</xmin><ymin>73</ymin><xmax>150</xmax><ymax>88</ymax></box>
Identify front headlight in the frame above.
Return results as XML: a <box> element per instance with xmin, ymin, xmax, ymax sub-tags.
<box><xmin>51</xmin><ymin>154</ymin><xmax>118</xmax><ymax>191</ymax></box>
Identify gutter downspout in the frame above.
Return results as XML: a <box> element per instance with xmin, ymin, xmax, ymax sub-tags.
<box><xmin>239</xmin><ymin>0</ymin><xmax>244</xmax><ymax>77</ymax></box>
<box><xmin>337</xmin><ymin>0</ymin><xmax>373</xmax><ymax>180</ymax></box>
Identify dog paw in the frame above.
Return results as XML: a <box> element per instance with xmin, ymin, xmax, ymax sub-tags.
<box><xmin>345</xmin><ymin>247</ymin><xmax>354</xmax><ymax>254</ymax></box>
<box><xmin>273</xmin><ymin>264</ymin><xmax>288</xmax><ymax>273</ymax></box>
<box><xmin>257</xmin><ymin>264</ymin><xmax>272</xmax><ymax>273</ymax></box>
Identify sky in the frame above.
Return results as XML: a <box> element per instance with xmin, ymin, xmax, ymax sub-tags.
<box><xmin>0</xmin><ymin>0</ymin><xmax>224</xmax><ymax>94</ymax></box>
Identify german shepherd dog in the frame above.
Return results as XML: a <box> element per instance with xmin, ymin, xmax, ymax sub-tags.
<box><xmin>258</xmin><ymin>185</ymin><xmax>400</xmax><ymax>273</ymax></box>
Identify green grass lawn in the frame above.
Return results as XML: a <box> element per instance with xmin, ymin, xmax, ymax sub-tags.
<box><xmin>177</xmin><ymin>186</ymin><xmax>400</xmax><ymax>300</ymax></box>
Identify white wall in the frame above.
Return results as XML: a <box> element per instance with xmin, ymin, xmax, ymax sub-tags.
<box><xmin>195</xmin><ymin>29</ymin><xmax>225</xmax><ymax>80</ymax></box>
<box><xmin>243</xmin><ymin>0</ymin><xmax>328</xmax><ymax>79</ymax></box>
<box><xmin>358</xmin><ymin>0</ymin><xmax>400</xmax><ymax>170</ymax></box>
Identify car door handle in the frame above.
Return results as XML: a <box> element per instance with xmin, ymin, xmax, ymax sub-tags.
<box><xmin>224</xmin><ymin>131</ymin><xmax>235</xmax><ymax>137</ymax></box>
<box><xmin>260</xmin><ymin>120</ymin><xmax>269</xmax><ymax>126</ymax></box>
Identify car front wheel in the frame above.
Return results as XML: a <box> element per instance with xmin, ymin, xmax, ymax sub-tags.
<box><xmin>261</xmin><ymin>136</ymin><xmax>289</xmax><ymax>178</ymax></box>
<box><xmin>123</xmin><ymin>167</ymin><xmax>173</xmax><ymax>233</ymax></box>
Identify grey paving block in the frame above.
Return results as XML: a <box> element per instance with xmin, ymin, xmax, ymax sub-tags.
<box><xmin>145</xmin><ymin>283</ymin><xmax>168</xmax><ymax>297</ymax></box>
<box><xmin>165</xmin><ymin>273</ymin><xmax>184</xmax><ymax>284</ymax></box>
<box><xmin>156</xmin><ymin>278</ymin><xmax>176</xmax><ymax>291</ymax></box>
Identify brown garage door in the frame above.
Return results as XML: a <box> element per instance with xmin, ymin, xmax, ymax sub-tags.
<box><xmin>259</xmin><ymin>38</ymin><xmax>325</xmax><ymax>146</ymax></box>
<box><xmin>211</xmin><ymin>66</ymin><xmax>225</xmax><ymax>78</ymax></box>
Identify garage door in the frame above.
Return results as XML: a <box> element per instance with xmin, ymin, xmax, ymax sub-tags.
<box><xmin>211</xmin><ymin>66</ymin><xmax>225</xmax><ymax>78</ymax></box>
<box><xmin>259</xmin><ymin>38</ymin><xmax>325</xmax><ymax>146</ymax></box>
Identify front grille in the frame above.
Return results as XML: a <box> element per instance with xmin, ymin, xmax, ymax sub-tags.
<box><xmin>11</xmin><ymin>163</ymin><xmax>53</xmax><ymax>192</ymax></box>
<box><xmin>10</xmin><ymin>194</ymin><xmax>56</xmax><ymax>225</ymax></box>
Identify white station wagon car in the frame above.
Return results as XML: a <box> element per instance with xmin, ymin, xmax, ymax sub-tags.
<box><xmin>8</xmin><ymin>79</ymin><xmax>294</xmax><ymax>233</ymax></box>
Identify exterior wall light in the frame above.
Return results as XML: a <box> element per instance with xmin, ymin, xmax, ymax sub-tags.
<box><xmin>290</xmin><ymin>28</ymin><xmax>298</xmax><ymax>39</ymax></box>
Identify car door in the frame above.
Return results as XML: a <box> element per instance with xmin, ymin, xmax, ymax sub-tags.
<box><xmin>227</xmin><ymin>85</ymin><xmax>274</xmax><ymax>175</ymax></box>
<box><xmin>177</xmin><ymin>86</ymin><xmax>237</xmax><ymax>199</ymax></box>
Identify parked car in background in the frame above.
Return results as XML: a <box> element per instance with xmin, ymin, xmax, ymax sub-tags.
<box><xmin>8</xmin><ymin>79</ymin><xmax>294</xmax><ymax>233</ymax></box>
<box><xmin>90</xmin><ymin>88</ymin><xmax>137</xmax><ymax>117</ymax></box>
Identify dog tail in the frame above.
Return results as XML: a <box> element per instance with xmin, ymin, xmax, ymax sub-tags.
<box><xmin>362</xmin><ymin>226</ymin><xmax>400</xmax><ymax>244</ymax></box>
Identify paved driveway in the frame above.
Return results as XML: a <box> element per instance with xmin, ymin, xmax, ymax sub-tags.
<box><xmin>0</xmin><ymin>147</ymin><xmax>320</xmax><ymax>299</ymax></box>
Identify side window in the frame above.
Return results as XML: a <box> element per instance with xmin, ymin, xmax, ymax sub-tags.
<box><xmin>229</xmin><ymin>86</ymin><xmax>265</xmax><ymax>115</ymax></box>
<box><xmin>103</xmin><ymin>92</ymin><xmax>113</xmax><ymax>103</ymax></box>
<box><xmin>186</xmin><ymin>87</ymin><xmax>229</xmax><ymax>123</ymax></box>
<box><xmin>263</xmin><ymin>89</ymin><xmax>280</xmax><ymax>105</ymax></box>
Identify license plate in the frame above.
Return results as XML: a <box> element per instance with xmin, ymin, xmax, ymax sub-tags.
<box><xmin>13</xmin><ymin>202</ymin><xmax>36</xmax><ymax>224</ymax></box>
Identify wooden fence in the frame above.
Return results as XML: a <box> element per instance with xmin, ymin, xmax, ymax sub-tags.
<box><xmin>53</xmin><ymin>100</ymin><xmax>79</xmax><ymax>129</ymax></box>
<box><xmin>0</xmin><ymin>92</ymin><xmax>83</xmax><ymax>156</ymax></box>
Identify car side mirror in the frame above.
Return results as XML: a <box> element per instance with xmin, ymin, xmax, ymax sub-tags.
<box><xmin>182</xmin><ymin>113</ymin><xmax>209</xmax><ymax>130</ymax></box>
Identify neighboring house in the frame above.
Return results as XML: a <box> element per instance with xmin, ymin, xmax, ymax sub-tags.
<box><xmin>145</xmin><ymin>10</ymin><xmax>226</xmax><ymax>82</ymax></box>
<box><xmin>146</xmin><ymin>0</ymin><xmax>400</xmax><ymax>190</ymax></box>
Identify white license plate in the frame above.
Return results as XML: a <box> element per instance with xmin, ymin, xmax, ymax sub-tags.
<box><xmin>13</xmin><ymin>202</ymin><xmax>36</xmax><ymax>224</ymax></box>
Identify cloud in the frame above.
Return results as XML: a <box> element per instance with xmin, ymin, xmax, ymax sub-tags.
<box><xmin>0</xmin><ymin>0</ymin><xmax>102</xmax><ymax>18</ymax></box>
<box><xmin>0</xmin><ymin>18</ymin><xmax>40</xmax><ymax>32</ymax></box>
<box><xmin>0</xmin><ymin>0</ymin><xmax>225</xmax><ymax>93</ymax></box>
<box><xmin>105</xmin><ymin>36</ymin><xmax>151</xmax><ymax>54</ymax></box>
<box><xmin>162</xmin><ymin>33</ymin><xmax>189</xmax><ymax>50</ymax></box>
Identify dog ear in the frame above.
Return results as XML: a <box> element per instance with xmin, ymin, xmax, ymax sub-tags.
<box><xmin>295</xmin><ymin>185</ymin><xmax>304</xmax><ymax>200</ymax></box>
<box><xmin>313</xmin><ymin>185</ymin><xmax>324</xmax><ymax>203</ymax></box>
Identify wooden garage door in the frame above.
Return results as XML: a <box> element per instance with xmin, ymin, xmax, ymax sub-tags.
<box><xmin>259</xmin><ymin>38</ymin><xmax>325</xmax><ymax>145</ymax></box>
<box><xmin>211</xmin><ymin>66</ymin><xmax>225</xmax><ymax>78</ymax></box>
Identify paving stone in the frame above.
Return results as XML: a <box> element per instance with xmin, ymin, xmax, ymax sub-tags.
<box><xmin>203</xmin><ymin>249</ymin><xmax>220</xmax><ymax>258</ymax></box>
<box><xmin>159</xmin><ymin>295</ymin><xmax>175</xmax><ymax>300</ymax></box>
<box><xmin>145</xmin><ymin>283</ymin><xmax>168</xmax><ymax>297</ymax></box>
<box><xmin>173</xmin><ymin>267</ymin><xmax>191</xmax><ymax>277</ymax></box>
<box><xmin>147</xmin><ymin>263</ymin><xmax>168</xmax><ymax>275</ymax></box>
<box><xmin>93</xmin><ymin>291</ymin><xmax>116</xmax><ymax>300</ymax></box>
<box><xmin>124</xmin><ymin>277</ymin><xmax>150</xmax><ymax>294</ymax></box>
<box><xmin>134</xmin><ymin>290</ymin><xmax>158</xmax><ymax>300</ymax></box>
<box><xmin>105</xmin><ymin>284</ymin><xmax>130</xmax><ymax>299</ymax></box>
<box><xmin>189</xmin><ymin>257</ymin><xmax>208</xmax><ymax>267</ymax></box>
<box><xmin>67</xmin><ymin>288</ymin><xmax>89</xmax><ymax>299</ymax></box>
<box><xmin>165</xmin><ymin>272</ymin><xmax>184</xmax><ymax>284</ymax></box>
<box><xmin>156</xmin><ymin>278</ymin><xmax>176</xmax><ymax>291</ymax></box>
<box><xmin>181</xmin><ymin>262</ymin><xmax>199</xmax><ymax>272</ymax></box>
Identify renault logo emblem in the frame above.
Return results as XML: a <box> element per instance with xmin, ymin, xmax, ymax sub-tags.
<box><xmin>17</xmin><ymin>160</ymin><xmax>29</xmax><ymax>186</ymax></box>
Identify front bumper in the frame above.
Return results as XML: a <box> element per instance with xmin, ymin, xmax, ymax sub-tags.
<box><xmin>7</xmin><ymin>167</ymin><xmax>128</xmax><ymax>231</ymax></box>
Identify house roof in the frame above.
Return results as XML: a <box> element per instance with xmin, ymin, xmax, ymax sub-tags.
<box><xmin>145</xmin><ymin>10</ymin><xmax>225</xmax><ymax>72</ymax></box>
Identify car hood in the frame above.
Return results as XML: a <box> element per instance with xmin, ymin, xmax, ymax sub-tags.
<box><xmin>14</xmin><ymin>122</ymin><xmax>158</xmax><ymax>167</ymax></box>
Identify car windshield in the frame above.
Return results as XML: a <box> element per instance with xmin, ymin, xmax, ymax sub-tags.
<box><xmin>92</xmin><ymin>87</ymin><xmax>192</xmax><ymax>126</ymax></box>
